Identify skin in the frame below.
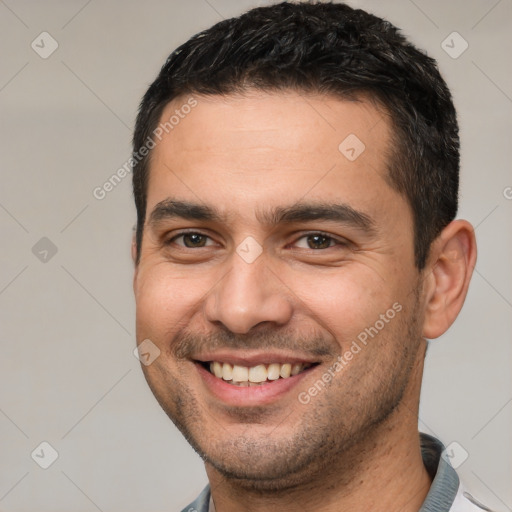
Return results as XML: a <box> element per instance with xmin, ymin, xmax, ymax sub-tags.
<box><xmin>132</xmin><ymin>90</ymin><xmax>477</xmax><ymax>512</ymax></box>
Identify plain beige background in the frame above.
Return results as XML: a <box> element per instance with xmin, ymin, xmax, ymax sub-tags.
<box><xmin>0</xmin><ymin>1</ymin><xmax>511</xmax><ymax>511</ymax></box>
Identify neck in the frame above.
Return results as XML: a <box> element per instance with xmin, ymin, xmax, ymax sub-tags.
<box><xmin>207</xmin><ymin>345</ymin><xmax>432</xmax><ymax>512</ymax></box>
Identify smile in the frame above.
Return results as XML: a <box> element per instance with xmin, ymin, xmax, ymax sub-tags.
<box><xmin>206</xmin><ymin>361</ymin><xmax>315</xmax><ymax>386</ymax></box>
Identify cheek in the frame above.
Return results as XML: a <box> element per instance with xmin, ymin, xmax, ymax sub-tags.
<box><xmin>286</xmin><ymin>266</ymin><xmax>400</xmax><ymax>343</ymax></box>
<box><xmin>134</xmin><ymin>264</ymin><xmax>207</xmax><ymax>340</ymax></box>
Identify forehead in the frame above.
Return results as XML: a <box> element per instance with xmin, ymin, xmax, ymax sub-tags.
<box><xmin>155</xmin><ymin>90</ymin><xmax>389</xmax><ymax>161</ymax></box>
<box><xmin>146</xmin><ymin>90</ymin><xmax>402</xmax><ymax>226</ymax></box>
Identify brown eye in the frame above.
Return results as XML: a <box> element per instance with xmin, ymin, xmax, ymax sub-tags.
<box><xmin>183</xmin><ymin>233</ymin><xmax>207</xmax><ymax>247</ymax></box>
<box><xmin>169</xmin><ymin>232</ymin><xmax>213</xmax><ymax>248</ymax></box>
<box><xmin>306</xmin><ymin>234</ymin><xmax>332</xmax><ymax>249</ymax></box>
<box><xmin>294</xmin><ymin>233</ymin><xmax>338</xmax><ymax>250</ymax></box>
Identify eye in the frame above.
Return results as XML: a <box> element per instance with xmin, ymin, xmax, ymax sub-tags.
<box><xmin>168</xmin><ymin>232</ymin><xmax>215</xmax><ymax>248</ymax></box>
<box><xmin>293</xmin><ymin>232</ymin><xmax>345</xmax><ymax>250</ymax></box>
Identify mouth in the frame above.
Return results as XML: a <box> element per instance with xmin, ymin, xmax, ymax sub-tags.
<box><xmin>200</xmin><ymin>360</ymin><xmax>317</xmax><ymax>387</ymax></box>
<box><xmin>192</xmin><ymin>352</ymin><xmax>322</xmax><ymax>406</ymax></box>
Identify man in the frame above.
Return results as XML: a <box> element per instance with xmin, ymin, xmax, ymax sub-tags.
<box><xmin>131</xmin><ymin>2</ymin><xmax>490</xmax><ymax>510</ymax></box>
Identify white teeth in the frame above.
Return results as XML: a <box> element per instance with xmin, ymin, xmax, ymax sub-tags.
<box><xmin>280</xmin><ymin>363</ymin><xmax>291</xmax><ymax>378</ymax></box>
<box><xmin>267</xmin><ymin>363</ymin><xmax>281</xmax><ymax>381</ymax></box>
<box><xmin>249</xmin><ymin>364</ymin><xmax>267</xmax><ymax>383</ymax></box>
<box><xmin>222</xmin><ymin>363</ymin><xmax>233</xmax><ymax>381</ymax></box>
<box><xmin>213</xmin><ymin>361</ymin><xmax>223</xmax><ymax>378</ymax></box>
<box><xmin>208</xmin><ymin>361</ymin><xmax>313</xmax><ymax>385</ymax></box>
<box><xmin>232</xmin><ymin>364</ymin><xmax>249</xmax><ymax>381</ymax></box>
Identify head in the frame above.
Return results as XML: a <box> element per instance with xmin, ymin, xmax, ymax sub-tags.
<box><xmin>131</xmin><ymin>1</ymin><xmax>476</xmax><ymax>490</ymax></box>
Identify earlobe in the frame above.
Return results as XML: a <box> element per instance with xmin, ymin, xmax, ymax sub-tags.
<box><xmin>422</xmin><ymin>220</ymin><xmax>477</xmax><ymax>339</ymax></box>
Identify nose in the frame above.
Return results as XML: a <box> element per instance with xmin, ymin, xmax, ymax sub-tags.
<box><xmin>203</xmin><ymin>251</ymin><xmax>294</xmax><ymax>334</ymax></box>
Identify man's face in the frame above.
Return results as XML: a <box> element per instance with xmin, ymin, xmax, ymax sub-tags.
<box><xmin>133</xmin><ymin>91</ymin><xmax>426</xmax><ymax>487</ymax></box>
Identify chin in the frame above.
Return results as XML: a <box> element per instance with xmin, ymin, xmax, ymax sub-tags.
<box><xmin>196</xmin><ymin>432</ymin><xmax>327</xmax><ymax>491</ymax></box>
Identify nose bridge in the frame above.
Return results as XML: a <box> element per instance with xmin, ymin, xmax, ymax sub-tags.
<box><xmin>204</xmin><ymin>251</ymin><xmax>293</xmax><ymax>334</ymax></box>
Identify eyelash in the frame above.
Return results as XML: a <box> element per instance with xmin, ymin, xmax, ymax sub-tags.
<box><xmin>165</xmin><ymin>230</ymin><xmax>348</xmax><ymax>250</ymax></box>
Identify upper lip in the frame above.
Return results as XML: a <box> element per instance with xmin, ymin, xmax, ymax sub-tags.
<box><xmin>193</xmin><ymin>351</ymin><xmax>321</xmax><ymax>367</ymax></box>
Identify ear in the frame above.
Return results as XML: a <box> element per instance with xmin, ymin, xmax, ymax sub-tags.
<box><xmin>422</xmin><ymin>220</ymin><xmax>477</xmax><ymax>339</ymax></box>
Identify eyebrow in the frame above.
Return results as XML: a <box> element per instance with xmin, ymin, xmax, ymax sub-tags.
<box><xmin>148</xmin><ymin>199</ymin><xmax>223</xmax><ymax>226</ymax></box>
<box><xmin>148</xmin><ymin>198</ymin><xmax>376</xmax><ymax>234</ymax></box>
<box><xmin>259</xmin><ymin>202</ymin><xmax>376</xmax><ymax>233</ymax></box>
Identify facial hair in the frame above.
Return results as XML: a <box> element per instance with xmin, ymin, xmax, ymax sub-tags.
<box><xmin>142</xmin><ymin>290</ymin><xmax>424</xmax><ymax>491</ymax></box>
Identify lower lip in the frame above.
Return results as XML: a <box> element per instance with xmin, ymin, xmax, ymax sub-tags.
<box><xmin>195</xmin><ymin>363</ymin><xmax>316</xmax><ymax>406</ymax></box>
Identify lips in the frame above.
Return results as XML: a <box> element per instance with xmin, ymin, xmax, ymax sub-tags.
<box><xmin>192</xmin><ymin>351</ymin><xmax>320</xmax><ymax>406</ymax></box>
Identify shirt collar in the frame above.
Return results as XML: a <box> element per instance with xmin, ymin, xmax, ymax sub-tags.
<box><xmin>418</xmin><ymin>433</ymin><xmax>459</xmax><ymax>512</ymax></box>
